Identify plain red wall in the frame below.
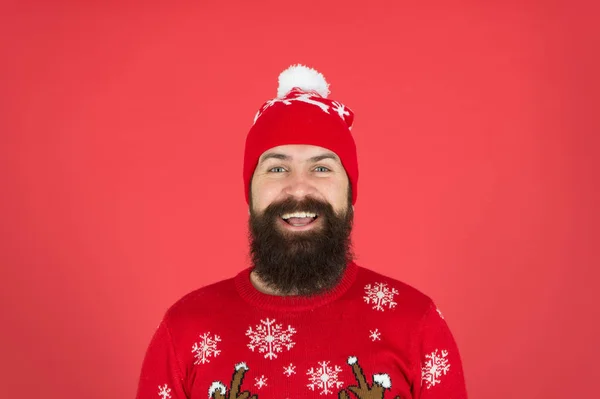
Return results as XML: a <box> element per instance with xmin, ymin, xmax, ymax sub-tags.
<box><xmin>1</xmin><ymin>1</ymin><xmax>598</xmax><ymax>398</ymax></box>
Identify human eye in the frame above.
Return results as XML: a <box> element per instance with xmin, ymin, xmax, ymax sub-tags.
<box><xmin>314</xmin><ymin>166</ymin><xmax>331</xmax><ymax>172</ymax></box>
<box><xmin>269</xmin><ymin>166</ymin><xmax>287</xmax><ymax>173</ymax></box>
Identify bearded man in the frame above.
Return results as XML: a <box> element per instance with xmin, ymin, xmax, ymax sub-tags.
<box><xmin>136</xmin><ymin>65</ymin><xmax>468</xmax><ymax>399</ymax></box>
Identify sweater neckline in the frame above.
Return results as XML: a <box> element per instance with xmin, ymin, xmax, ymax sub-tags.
<box><xmin>234</xmin><ymin>261</ymin><xmax>358</xmax><ymax>312</ymax></box>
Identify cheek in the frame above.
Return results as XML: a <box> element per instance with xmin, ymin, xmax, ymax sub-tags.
<box><xmin>323</xmin><ymin>182</ymin><xmax>350</xmax><ymax>212</ymax></box>
<box><xmin>251</xmin><ymin>183</ymin><xmax>280</xmax><ymax>212</ymax></box>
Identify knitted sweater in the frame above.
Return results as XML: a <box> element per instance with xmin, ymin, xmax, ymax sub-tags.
<box><xmin>136</xmin><ymin>262</ymin><xmax>468</xmax><ymax>399</ymax></box>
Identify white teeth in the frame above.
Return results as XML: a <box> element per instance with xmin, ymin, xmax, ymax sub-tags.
<box><xmin>281</xmin><ymin>211</ymin><xmax>317</xmax><ymax>219</ymax></box>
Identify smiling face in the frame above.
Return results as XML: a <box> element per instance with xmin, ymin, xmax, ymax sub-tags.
<box><xmin>248</xmin><ymin>144</ymin><xmax>354</xmax><ymax>296</ymax></box>
<box><xmin>250</xmin><ymin>144</ymin><xmax>350</xmax><ymax>226</ymax></box>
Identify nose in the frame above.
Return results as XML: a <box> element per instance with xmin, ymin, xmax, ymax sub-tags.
<box><xmin>283</xmin><ymin>170</ymin><xmax>317</xmax><ymax>199</ymax></box>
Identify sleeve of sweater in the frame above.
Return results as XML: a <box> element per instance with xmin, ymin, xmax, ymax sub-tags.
<box><xmin>413</xmin><ymin>302</ymin><xmax>468</xmax><ymax>399</ymax></box>
<box><xmin>135</xmin><ymin>318</ymin><xmax>189</xmax><ymax>399</ymax></box>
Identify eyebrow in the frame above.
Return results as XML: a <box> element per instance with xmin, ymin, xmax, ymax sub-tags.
<box><xmin>258</xmin><ymin>152</ymin><xmax>341</xmax><ymax>165</ymax></box>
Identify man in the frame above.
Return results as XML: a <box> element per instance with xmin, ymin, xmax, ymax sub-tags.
<box><xmin>136</xmin><ymin>65</ymin><xmax>468</xmax><ymax>399</ymax></box>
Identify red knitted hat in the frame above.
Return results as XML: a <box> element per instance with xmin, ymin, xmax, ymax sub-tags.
<box><xmin>243</xmin><ymin>64</ymin><xmax>358</xmax><ymax>205</ymax></box>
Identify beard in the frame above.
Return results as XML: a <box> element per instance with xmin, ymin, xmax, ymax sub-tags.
<box><xmin>248</xmin><ymin>194</ymin><xmax>354</xmax><ymax>297</ymax></box>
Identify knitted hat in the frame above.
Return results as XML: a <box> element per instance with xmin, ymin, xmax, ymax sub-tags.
<box><xmin>243</xmin><ymin>64</ymin><xmax>358</xmax><ymax>205</ymax></box>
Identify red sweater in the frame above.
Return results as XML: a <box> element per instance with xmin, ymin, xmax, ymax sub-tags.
<box><xmin>136</xmin><ymin>262</ymin><xmax>468</xmax><ymax>399</ymax></box>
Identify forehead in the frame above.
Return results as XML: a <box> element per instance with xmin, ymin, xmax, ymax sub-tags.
<box><xmin>258</xmin><ymin>144</ymin><xmax>341</xmax><ymax>163</ymax></box>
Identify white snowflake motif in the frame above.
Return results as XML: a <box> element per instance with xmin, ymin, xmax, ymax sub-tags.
<box><xmin>307</xmin><ymin>361</ymin><xmax>344</xmax><ymax>395</ymax></box>
<box><xmin>369</xmin><ymin>328</ymin><xmax>381</xmax><ymax>341</ymax></box>
<box><xmin>191</xmin><ymin>332</ymin><xmax>221</xmax><ymax>365</ymax></box>
<box><xmin>292</xmin><ymin>93</ymin><xmax>330</xmax><ymax>114</ymax></box>
<box><xmin>421</xmin><ymin>349</ymin><xmax>451</xmax><ymax>389</ymax></box>
<box><xmin>246</xmin><ymin>318</ymin><xmax>296</xmax><ymax>359</ymax></box>
<box><xmin>364</xmin><ymin>282</ymin><xmax>399</xmax><ymax>311</ymax></box>
<box><xmin>436</xmin><ymin>308</ymin><xmax>444</xmax><ymax>319</ymax></box>
<box><xmin>284</xmin><ymin>363</ymin><xmax>297</xmax><ymax>376</ymax></box>
<box><xmin>263</xmin><ymin>98</ymin><xmax>281</xmax><ymax>109</ymax></box>
<box><xmin>255</xmin><ymin>375</ymin><xmax>268</xmax><ymax>389</ymax></box>
<box><xmin>158</xmin><ymin>384</ymin><xmax>172</xmax><ymax>399</ymax></box>
<box><xmin>331</xmin><ymin>101</ymin><xmax>350</xmax><ymax>120</ymax></box>
<box><xmin>253</xmin><ymin>98</ymin><xmax>292</xmax><ymax>123</ymax></box>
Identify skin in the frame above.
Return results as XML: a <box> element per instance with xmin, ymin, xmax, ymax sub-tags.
<box><xmin>250</xmin><ymin>144</ymin><xmax>350</xmax><ymax>216</ymax></box>
<box><xmin>249</xmin><ymin>144</ymin><xmax>351</xmax><ymax>295</ymax></box>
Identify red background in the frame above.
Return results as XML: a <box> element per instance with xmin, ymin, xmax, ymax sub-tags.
<box><xmin>1</xmin><ymin>1</ymin><xmax>598</xmax><ymax>398</ymax></box>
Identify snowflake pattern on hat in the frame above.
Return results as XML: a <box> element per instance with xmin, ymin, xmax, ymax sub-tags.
<box><xmin>253</xmin><ymin>64</ymin><xmax>354</xmax><ymax>129</ymax></box>
<box><xmin>253</xmin><ymin>88</ymin><xmax>353</xmax><ymax>128</ymax></box>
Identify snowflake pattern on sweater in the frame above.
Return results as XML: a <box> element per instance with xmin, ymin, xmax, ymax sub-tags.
<box><xmin>135</xmin><ymin>263</ymin><xmax>468</xmax><ymax>399</ymax></box>
<box><xmin>363</xmin><ymin>282</ymin><xmax>399</xmax><ymax>311</ymax></box>
<box><xmin>246</xmin><ymin>318</ymin><xmax>296</xmax><ymax>359</ymax></box>
<box><xmin>306</xmin><ymin>361</ymin><xmax>344</xmax><ymax>395</ymax></box>
<box><xmin>421</xmin><ymin>349</ymin><xmax>451</xmax><ymax>389</ymax></box>
<box><xmin>191</xmin><ymin>332</ymin><xmax>221</xmax><ymax>365</ymax></box>
<box><xmin>158</xmin><ymin>384</ymin><xmax>172</xmax><ymax>399</ymax></box>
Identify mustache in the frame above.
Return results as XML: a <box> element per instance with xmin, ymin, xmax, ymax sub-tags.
<box><xmin>261</xmin><ymin>196</ymin><xmax>333</xmax><ymax>217</ymax></box>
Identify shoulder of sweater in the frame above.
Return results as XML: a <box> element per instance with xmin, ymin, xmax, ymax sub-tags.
<box><xmin>161</xmin><ymin>269</ymin><xmax>246</xmax><ymax>322</ymax></box>
<box><xmin>354</xmin><ymin>264</ymin><xmax>436</xmax><ymax>317</ymax></box>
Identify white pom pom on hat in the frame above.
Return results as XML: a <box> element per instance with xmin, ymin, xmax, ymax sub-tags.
<box><xmin>277</xmin><ymin>64</ymin><xmax>330</xmax><ymax>99</ymax></box>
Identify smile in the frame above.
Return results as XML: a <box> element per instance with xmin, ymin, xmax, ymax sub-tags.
<box><xmin>281</xmin><ymin>211</ymin><xmax>319</xmax><ymax>227</ymax></box>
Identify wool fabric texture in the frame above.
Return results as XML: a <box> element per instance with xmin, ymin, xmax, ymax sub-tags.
<box><xmin>135</xmin><ymin>262</ymin><xmax>468</xmax><ymax>399</ymax></box>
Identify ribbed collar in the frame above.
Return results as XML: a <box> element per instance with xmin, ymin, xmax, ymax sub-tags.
<box><xmin>234</xmin><ymin>262</ymin><xmax>358</xmax><ymax>312</ymax></box>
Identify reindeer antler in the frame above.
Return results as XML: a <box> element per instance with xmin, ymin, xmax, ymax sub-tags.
<box><xmin>209</xmin><ymin>362</ymin><xmax>258</xmax><ymax>399</ymax></box>
<box><xmin>338</xmin><ymin>356</ymin><xmax>401</xmax><ymax>399</ymax></box>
